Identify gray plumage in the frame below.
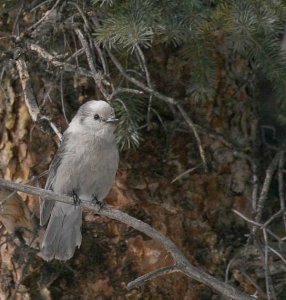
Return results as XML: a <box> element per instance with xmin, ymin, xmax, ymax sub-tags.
<box><xmin>40</xmin><ymin>100</ymin><xmax>119</xmax><ymax>261</ymax></box>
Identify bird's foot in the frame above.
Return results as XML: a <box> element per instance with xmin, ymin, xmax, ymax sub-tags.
<box><xmin>92</xmin><ymin>194</ymin><xmax>104</xmax><ymax>211</ymax></box>
<box><xmin>72</xmin><ymin>190</ymin><xmax>81</xmax><ymax>206</ymax></box>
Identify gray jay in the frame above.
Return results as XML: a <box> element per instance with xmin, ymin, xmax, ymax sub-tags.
<box><xmin>40</xmin><ymin>100</ymin><xmax>119</xmax><ymax>261</ymax></box>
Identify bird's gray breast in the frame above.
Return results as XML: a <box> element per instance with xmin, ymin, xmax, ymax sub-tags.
<box><xmin>52</xmin><ymin>134</ymin><xmax>118</xmax><ymax>202</ymax></box>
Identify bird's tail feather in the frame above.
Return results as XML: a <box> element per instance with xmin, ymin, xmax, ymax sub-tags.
<box><xmin>40</xmin><ymin>203</ymin><xmax>82</xmax><ymax>261</ymax></box>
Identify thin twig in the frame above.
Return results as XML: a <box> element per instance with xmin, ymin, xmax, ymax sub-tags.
<box><xmin>255</xmin><ymin>152</ymin><xmax>281</xmax><ymax>224</ymax></box>
<box><xmin>150</xmin><ymin>107</ymin><xmax>167</xmax><ymax>132</ymax></box>
<box><xmin>135</xmin><ymin>45</ymin><xmax>153</xmax><ymax>128</ymax></box>
<box><xmin>268</xmin><ymin>246</ymin><xmax>286</xmax><ymax>264</ymax></box>
<box><xmin>176</xmin><ymin>104</ymin><xmax>208</xmax><ymax>172</ymax></box>
<box><xmin>251</xmin><ymin>161</ymin><xmax>259</xmax><ymax>212</ymax></box>
<box><xmin>232</xmin><ymin>209</ymin><xmax>262</xmax><ymax>227</ymax></box>
<box><xmin>263</xmin><ymin>229</ymin><xmax>271</xmax><ymax>300</ymax></box>
<box><xmin>39</xmin><ymin>85</ymin><xmax>53</xmax><ymax>109</ymax></box>
<box><xmin>278</xmin><ymin>151</ymin><xmax>286</xmax><ymax>230</ymax></box>
<box><xmin>225</xmin><ymin>258</ymin><xmax>236</xmax><ymax>284</ymax></box>
<box><xmin>262</xmin><ymin>229</ymin><xmax>277</xmax><ymax>300</ymax></box>
<box><xmin>239</xmin><ymin>270</ymin><xmax>263</xmax><ymax>298</ymax></box>
<box><xmin>127</xmin><ymin>265</ymin><xmax>178</xmax><ymax>290</ymax></box>
<box><xmin>194</xmin><ymin>124</ymin><xmax>241</xmax><ymax>151</ymax></box>
<box><xmin>232</xmin><ymin>209</ymin><xmax>283</xmax><ymax>245</ymax></box>
<box><xmin>171</xmin><ymin>165</ymin><xmax>201</xmax><ymax>183</ymax></box>
<box><xmin>93</xmin><ymin>40</ymin><xmax>109</xmax><ymax>75</ymax></box>
<box><xmin>71</xmin><ymin>30</ymin><xmax>80</xmax><ymax>69</ymax></box>
<box><xmin>261</xmin><ymin>210</ymin><xmax>283</xmax><ymax>229</ymax></box>
<box><xmin>12</xmin><ymin>0</ymin><xmax>24</xmax><ymax>36</ymax></box>
<box><xmin>74</xmin><ymin>28</ymin><xmax>109</xmax><ymax>99</ymax></box>
<box><xmin>60</xmin><ymin>73</ymin><xmax>69</xmax><ymax>124</ymax></box>
<box><xmin>0</xmin><ymin>179</ymin><xmax>253</xmax><ymax>300</ymax></box>
<box><xmin>266</xmin><ymin>229</ymin><xmax>283</xmax><ymax>244</ymax></box>
<box><xmin>66</xmin><ymin>48</ymin><xmax>85</xmax><ymax>62</ymax></box>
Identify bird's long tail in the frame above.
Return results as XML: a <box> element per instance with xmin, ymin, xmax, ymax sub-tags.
<box><xmin>40</xmin><ymin>203</ymin><xmax>82</xmax><ymax>261</ymax></box>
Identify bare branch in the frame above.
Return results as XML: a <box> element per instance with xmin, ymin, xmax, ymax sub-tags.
<box><xmin>60</xmin><ymin>73</ymin><xmax>69</xmax><ymax>125</ymax></box>
<box><xmin>38</xmin><ymin>116</ymin><xmax>62</xmax><ymax>141</ymax></box>
<box><xmin>15</xmin><ymin>55</ymin><xmax>62</xmax><ymax>140</ymax></box>
<box><xmin>268</xmin><ymin>246</ymin><xmax>286</xmax><ymax>264</ymax></box>
<box><xmin>261</xmin><ymin>210</ymin><xmax>283</xmax><ymax>229</ymax></box>
<box><xmin>30</xmin><ymin>0</ymin><xmax>52</xmax><ymax>12</ymax></box>
<box><xmin>74</xmin><ymin>28</ymin><xmax>110</xmax><ymax>99</ymax></box>
<box><xmin>251</xmin><ymin>171</ymin><xmax>259</xmax><ymax>213</ymax></box>
<box><xmin>262</xmin><ymin>229</ymin><xmax>277</xmax><ymax>300</ymax></box>
<box><xmin>278</xmin><ymin>152</ymin><xmax>286</xmax><ymax>230</ymax></box>
<box><xmin>28</xmin><ymin>0</ymin><xmax>61</xmax><ymax>32</ymax></box>
<box><xmin>12</xmin><ymin>0</ymin><xmax>24</xmax><ymax>36</ymax></box>
<box><xmin>0</xmin><ymin>179</ymin><xmax>253</xmax><ymax>300</ymax></box>
<box><xmin>26</xmin><ymin>42</ymin><xmax>93</xmax><ymax>78</ymax></box>
<box><xmin>15</xmin><ymin>58</ymin><xmax>40</xmax><ymax>122</ymax></box>
<box><xmin>135</xmin><ymin>45</ymin><xmax>153</xmax><ymax>127</ymax></box>
<box><xmin>233</xmin><ymin>209</ymin><xmax>284</xmax><ymax>244</ymax></box>
<box><xmin>66</xmin><ymin>48</ymin><xmax>85</xmax><ymax>62</ymax></box>
<box><xmin>263</xmin><ymin>229</ymin><xmax>271</xmax><ymax>300</ymax></box>
<box><xmin>176</xmin><ymin>104</ymin><xmax>208</xmax><ymax>172</ymax></box>
<box><xmin>69</xmin><ymin>2</ymin><xmax>91</xmax><ymax>31</ymax></box>
<box><xmin>255</xmin><ymin>152</ymin><xmax>281</xmax><ymax>223</ymax></box>
<box><xmin>93</xmin><ymin>40</ymin><xmax>109</xmax><ymax>75</ymax></box>
<box><xmin>232</xmin><ymin>209</ymin><xmax>262</xmax><ymax>227</ymax></box>
<box><xmin>110</xmin><ymin>88</ymin><xmax>144</xmax><ymax>99</ymax></box>
<box><xmin>107</xmin><ymin>50</ymin><xmax>175</xmax><ymax>105</ymax></box>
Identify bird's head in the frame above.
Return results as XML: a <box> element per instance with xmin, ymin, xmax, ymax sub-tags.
<box><xmin>69</xmin><ymin>100</ymin><xmax>119</xmax><ymax>134</ymax></box>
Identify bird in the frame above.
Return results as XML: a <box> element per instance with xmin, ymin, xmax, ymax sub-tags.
<box><xmin>40</xmin><ymin>100</ymin><xmax>119</xmax><ymax>261</ymax></box>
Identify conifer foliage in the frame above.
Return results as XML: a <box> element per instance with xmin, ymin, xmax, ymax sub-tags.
<box><xmin>93</xmin><ymin>0</ymin><xmax>286</xmax><ymax>113</ymax></box>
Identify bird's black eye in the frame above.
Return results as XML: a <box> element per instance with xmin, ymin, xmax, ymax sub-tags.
<box><xmin>94</xmin><ymin>114</ymin><xmax>100</xmax><ymax>120</ymax></box>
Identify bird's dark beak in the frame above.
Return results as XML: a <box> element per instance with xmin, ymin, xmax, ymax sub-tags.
<box><xmin>105</xmin><ymin>117</ymin><xmax>119</xmax><ymax>124</ymax></box>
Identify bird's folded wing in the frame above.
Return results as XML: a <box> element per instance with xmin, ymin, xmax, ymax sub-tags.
<box><xmin>40</xmin><ymin>132</ymin><xmax>71</xmax><ymax>226</ymax></box>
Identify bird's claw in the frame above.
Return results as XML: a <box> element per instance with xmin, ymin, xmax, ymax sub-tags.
<box><xmin>92</xmin><ymin>194</ymin><xmax>104</xmax><ymax>211</ymax></box>
<box><xmin>72</xmin><ymin>190</ymin><xmax>81</xmax><ymax>206</ymax></box>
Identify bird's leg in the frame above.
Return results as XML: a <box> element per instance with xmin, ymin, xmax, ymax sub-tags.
<box><xmin>91</xmin><ymin>194</ymin><xmax>104</xmax><ymax>210</ymax></box>
<box><xmin>72</xmin><ymin>190</ymin><xmax>81</xmax><ymax>206</ymax></box>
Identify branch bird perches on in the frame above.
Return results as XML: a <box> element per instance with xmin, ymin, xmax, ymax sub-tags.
<box><xmin>0</xmin><ymin>179</ymin><xmax>253</xmax><ymax>300</ymax></box>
